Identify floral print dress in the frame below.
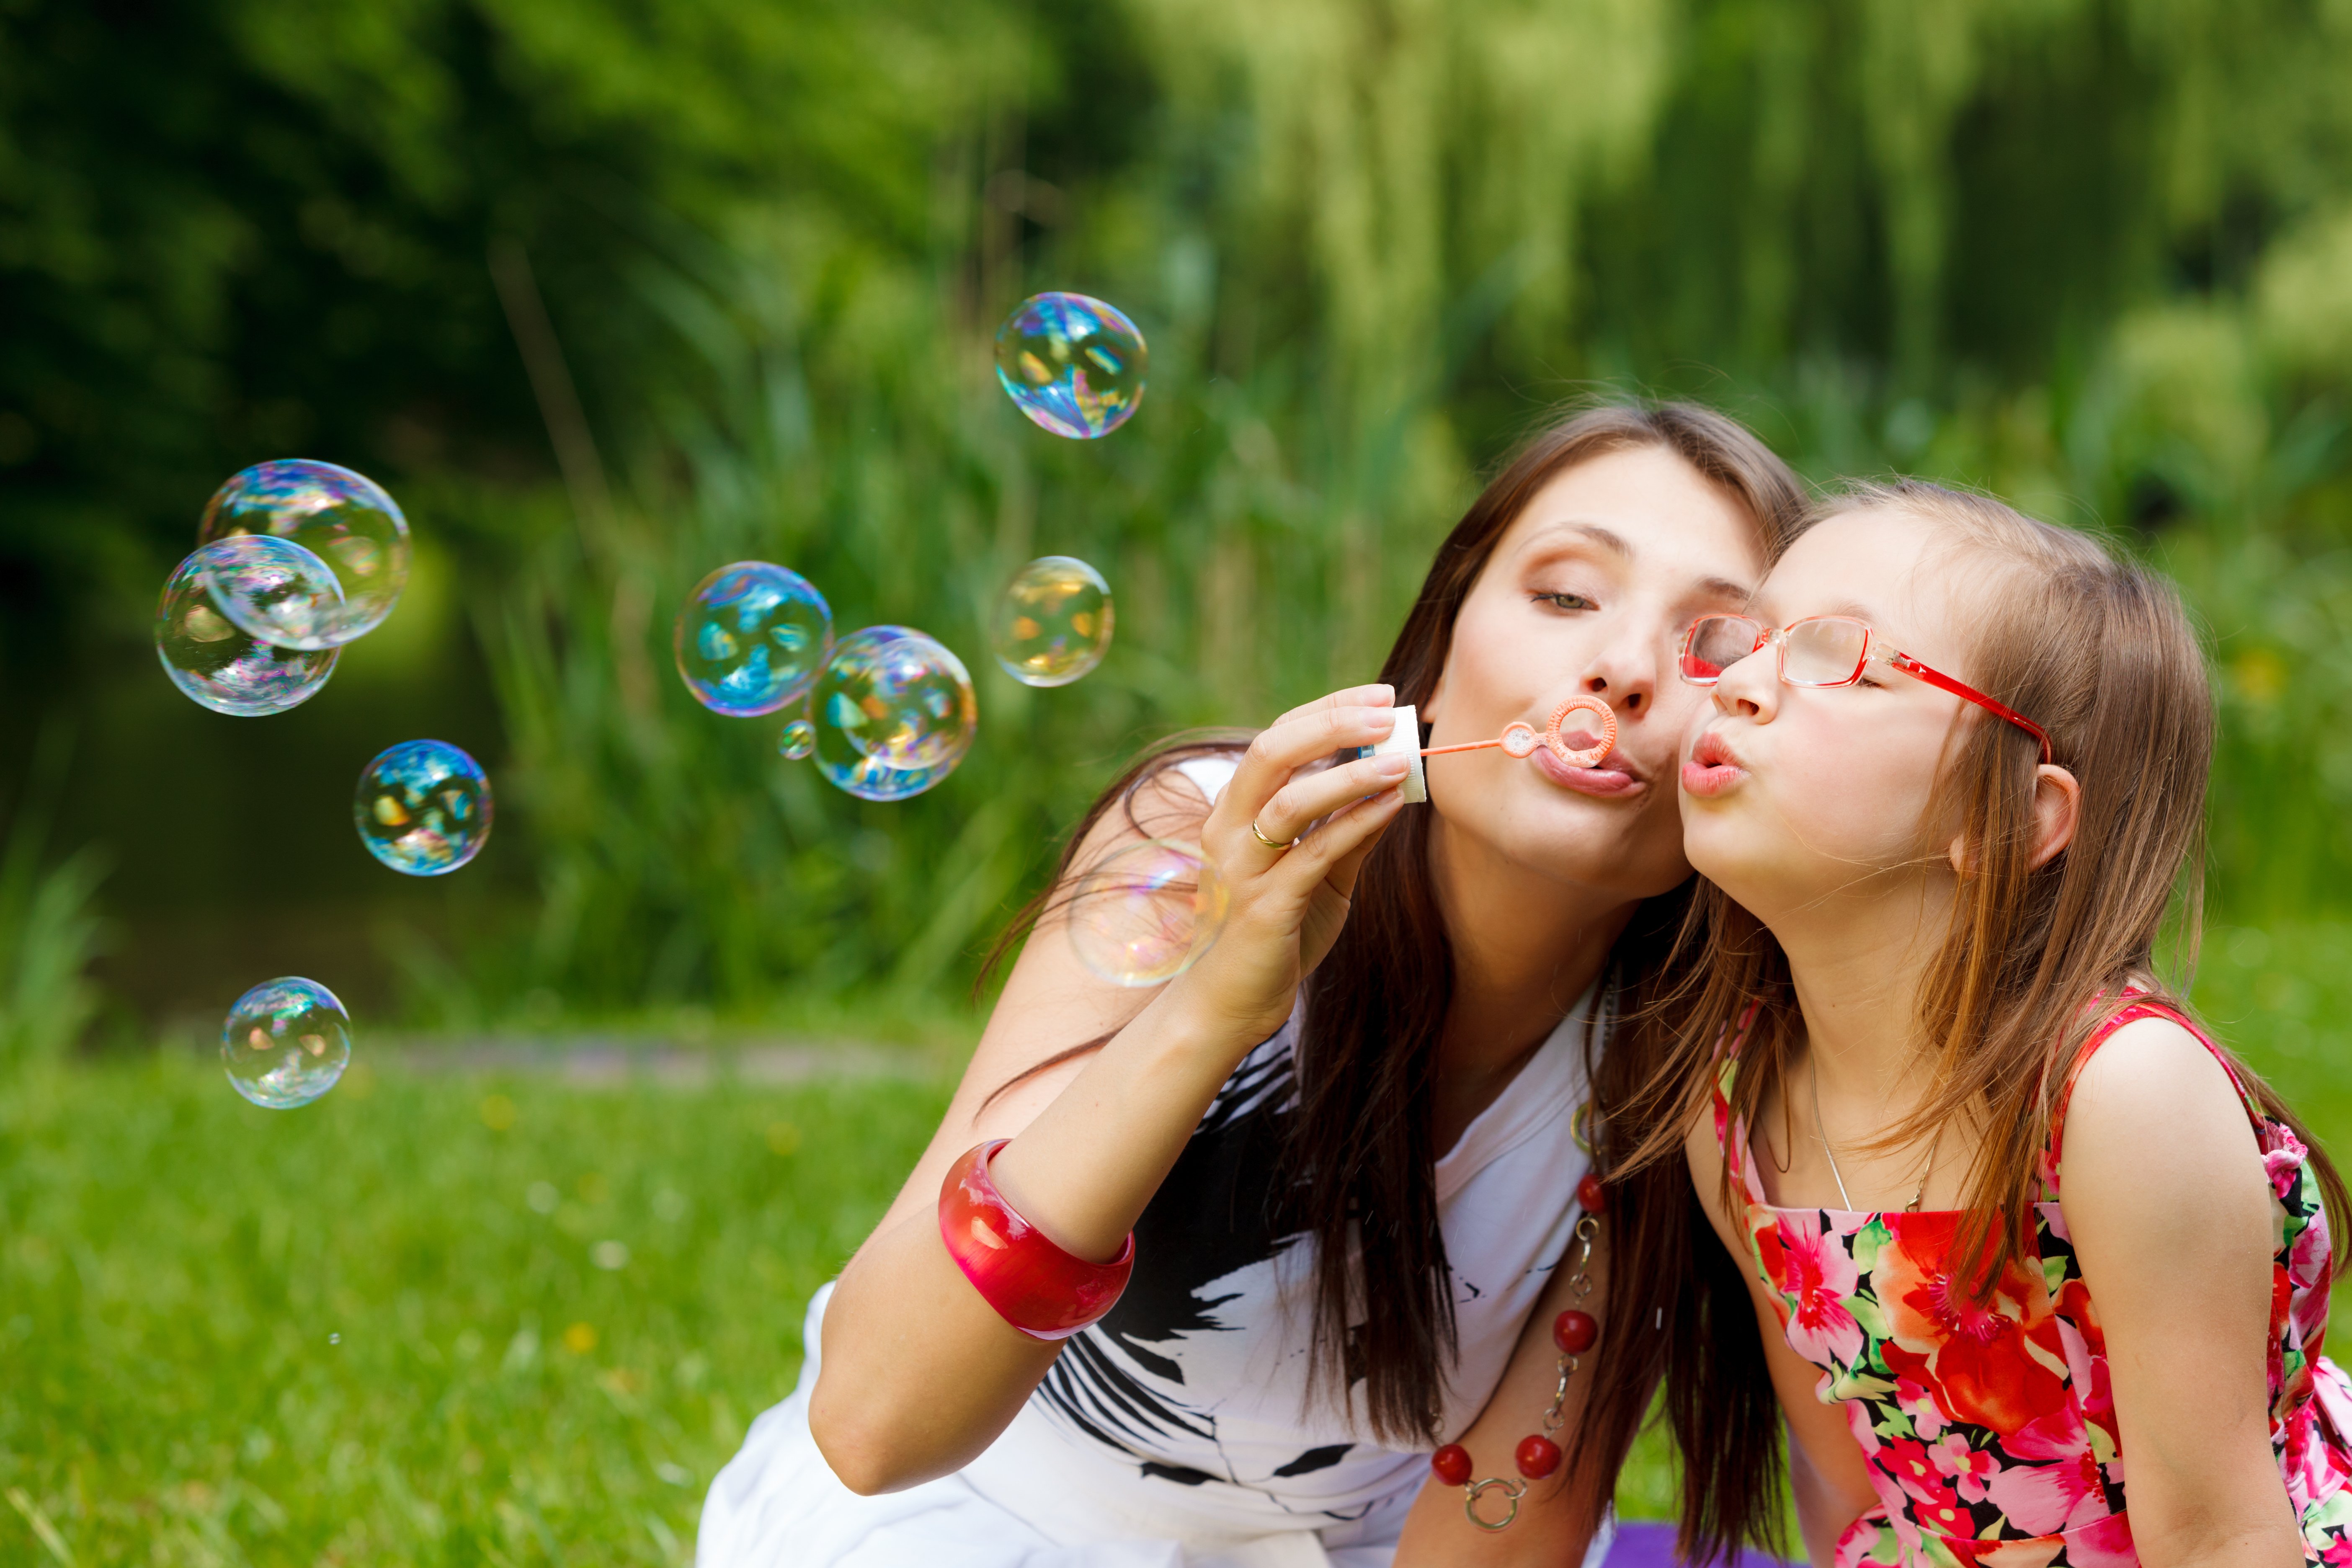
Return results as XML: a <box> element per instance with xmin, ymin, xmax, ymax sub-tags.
<box><xmin>1716</xmin><ymin>998</ymin><xmax>2352</xmax><ymax>1565</ymax></box>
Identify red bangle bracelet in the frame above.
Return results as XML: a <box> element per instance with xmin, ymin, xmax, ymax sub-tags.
<box><xmin>938</xmin><ymin>1140</ymin><xmax>1135</xmax><ymax>1341</ymax></box>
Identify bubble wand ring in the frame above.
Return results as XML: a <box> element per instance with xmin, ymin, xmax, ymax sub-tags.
<box><xmin>1418</xmin><ymin>694</ymin><xmax>1618</xmax><ymax>769</ymax></box>
<box><xmin>1363</xmin><ymin>697</ymin><xmax>1618</xmax><ymax>804</ymax></box>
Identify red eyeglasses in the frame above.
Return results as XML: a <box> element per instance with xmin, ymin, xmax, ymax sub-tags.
<box><xmin>1677</xmin><ymin>614</ymin><xmax>2053</xmax><ymax>764</ymax></box>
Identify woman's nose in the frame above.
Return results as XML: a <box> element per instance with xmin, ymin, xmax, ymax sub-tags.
<box><xmin>1579</xmin><ymin>647</ymin><xmax>1656</xmax><ymax>717</ymax></box>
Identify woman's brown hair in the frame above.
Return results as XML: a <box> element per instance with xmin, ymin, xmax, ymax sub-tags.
<box><xmin>983</xmin><ymin>400</ymin><xmax>1806</xmax><ymax>1558</ymax></box>
<box><xmin>1624</xmin><ymin>479</ymin><xmax>2351</xmax><ymax>1552</ymax></box>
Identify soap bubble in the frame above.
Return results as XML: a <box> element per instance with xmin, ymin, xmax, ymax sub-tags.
<box><xmin>1068</xmin><ymin>840</ymin><xmax>1229</xmax><ymax>987</ymax></box>
<box><xmin>222</xmin><ymin>977</ymin><xmax>352</xmax><ymax>1108</ymax></box>
<box><xmin>778</xmin><ymin>719</ymin><xmax>815</xmax><ymax>761</ymax></box>
<box><xmin>674</xmin><ymin>562</ymin><xmax>833</xmax><ymax>717</ymax></box>
<box><xmin>198</xmin><ymin>460</ymin><xmax>409</xmax><ymax>648</ymax></box>
<box><xmin>354</xmin><ymin>740</ymin><xmax>494</xmax><ymax>876</ymax></box>
<box><xmin>155</xmin><ymin>537</ymin><xmax>342</xmax><ymax>716</ymax></box>
<box><xmin>994</xmin><ymin>293</ymin><xmax>1148</xmax><ymax>439</ymax></box>
<box><xmin>813</xmin><ymin>627</ymin><xmax>977</xmax><ymax>772</ymax></box>
<box><xmin>810</xmin><ymin>699</ymin><xmax>957</xmax><ymax>802</ymax></box>
<box><xmin>992</xmin><ymin>556</ymin><xmax>1114</xmax><ymax>687</ymax></box>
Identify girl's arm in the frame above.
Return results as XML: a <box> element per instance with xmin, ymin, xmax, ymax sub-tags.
<box><xmin>1390</xmin><ymin>1218</ymin><xmax>1612</xmax><ymax>1565</ymax></box>
<box><xmin>1684</xmin><ymin>1114</ymin><xmax>1878</xmax><ymax>1567</ymax></box>
<box><xmin>808</xmin><ymin>689</ymin><xmax>1410</xmax><ymax>1495</ymax></box>
<box><xmin>2058</xmin><ymin>1016</ymin><xmax>2303</xmax><ymax>1568</ymax></box>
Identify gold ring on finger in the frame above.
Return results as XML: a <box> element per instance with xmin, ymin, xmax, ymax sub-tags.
<box><xmin>1250</xmin><ymin>819</ymin><xmax>1297</xmax><ymax>851</ymax></box>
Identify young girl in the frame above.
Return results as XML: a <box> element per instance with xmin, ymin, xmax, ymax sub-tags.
<box><xmin>1654</xmin><ymin>480</ymin><xmax>2352</xmax><ymax>1566</ymax></box>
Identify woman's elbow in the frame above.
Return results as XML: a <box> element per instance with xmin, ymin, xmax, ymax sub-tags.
<box><xmin>807</xmin><ymin>1377</ymin><xmax>929</xmax><ymax>1496</ymax></box>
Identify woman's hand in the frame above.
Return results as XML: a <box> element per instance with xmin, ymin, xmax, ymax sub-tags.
<box><xmin>1172</xmin><ymin>683</ymin><xmax>1412</xmax><ymax>1044</ymax></box>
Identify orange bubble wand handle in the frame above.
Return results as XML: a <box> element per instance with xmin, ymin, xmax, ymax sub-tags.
<box><xmin>1418</xmin><ymin>696</ymin><xmax>1617</xmax><ymax>768</ymax></box>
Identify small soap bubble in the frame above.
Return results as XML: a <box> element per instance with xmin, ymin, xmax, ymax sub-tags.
<box><xmin>1068</xmin><ymin>839</ymin><xmax>1230</xmax><ymax>987</ymax></box>
<box><xmin>199</xmin><ymin>460</ymin><xmax>410</xmax><ymax>648</ymax></box>
<box><xmin>778</xmin><ymin>719</ymin><xmax>815</xmax><ymax>761</ymax></box>
<box><xmin>994</xmin><ymin>292</ymin><xmax>1148</xmax><ymax>439</ymax></box>
<box><xmin>222</xmin><ymin>977</ymin><xmax>352</xmax><ymax>1108</ymax></box>
<box><xmin>992</xmin><ymin>556</ymin><xmax>1114</xmax><ymax>687</ymax></box>
<box><xmin>354</xmin><ymin>740</ymin><xmax>493</xmax><ymax>876</ymax></box>
<box><xmin>674</xmin><ymin>562</ymin><xmax>833</xmax><ymax>717</ymax></box>
<box><xmin>155</xmin><ymin>537</ymin><xmax>341</xmax><ymax>716</ymax></box>
<box><xmin>813</xmin><ymin>627</ymin><xmax>977</xmax><ymax>772</ymax></box>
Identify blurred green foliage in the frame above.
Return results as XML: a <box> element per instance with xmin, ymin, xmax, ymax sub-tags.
<box><xmin>4</xmin><ymin>0</ymin><xmax>2351</xmax><ymax>1026</ymax></box>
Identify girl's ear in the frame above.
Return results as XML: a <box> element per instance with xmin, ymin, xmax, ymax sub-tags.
<box><xmin>2026</xmin><ymin>765</ymin><xmax>2082</xmax><ymax>870</ymax></box>
<box><xmin>1947</xmin><ymin>764</ymin><xmax>2081</xmax><ymax>876</ymax></box>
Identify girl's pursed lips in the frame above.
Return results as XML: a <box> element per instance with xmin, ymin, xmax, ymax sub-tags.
<box><xmin>1690</xmin><ymin>729</ymin><xmax>1741</xmax><ymax>770</ymax></box>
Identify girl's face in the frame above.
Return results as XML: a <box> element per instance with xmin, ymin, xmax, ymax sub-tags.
<box><xmin>1678</xmin><ymin>508</ymin><xmax>1985</xmax><ymax>918</ymax></box>
<box><xmin>1426</xmin><ymin>444</ymin><xmax>1764</xmax><ymax>901</ymax></box>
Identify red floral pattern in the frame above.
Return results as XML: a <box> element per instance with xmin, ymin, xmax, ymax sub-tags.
<box><xmin>1718</xmin><ymin>1001</ymin><xmax>2352</xmax><ymax>1566</ymax></box>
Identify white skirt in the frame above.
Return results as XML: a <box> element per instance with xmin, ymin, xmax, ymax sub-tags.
<box><xmin>695</xmin><ymin>1286</ymin><xmax>1615</xmax><ymax>1568</ymax></box>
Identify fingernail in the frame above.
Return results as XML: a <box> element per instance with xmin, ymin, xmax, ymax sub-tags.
<box><xmin>1374</xmin><ymin>755</ymin><xmax>1409</xmax><ymax>779</ymax></box>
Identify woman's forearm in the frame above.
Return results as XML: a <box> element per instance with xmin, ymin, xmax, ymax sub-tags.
<box><xmin>808</xmin><ymin>986</ymin><xmax>1259</xmax><ymax>1493</ymax></box>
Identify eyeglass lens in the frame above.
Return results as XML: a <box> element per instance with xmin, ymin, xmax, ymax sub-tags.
<box><xmin>1680</xmin><ymin>616</ymin><xmax>1761</xmax><ymax>681</ymax></box>
<box><xmin>1781</xmin><ymin>619</ymin><xmax>1870</xmax><ymax>686</ymax></box>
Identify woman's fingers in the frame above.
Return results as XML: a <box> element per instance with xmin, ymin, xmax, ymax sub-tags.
<box><xmin>1266</xmin><ymin>683</ymin><xmax>1395</xmax><ymax>731</ymax></box>
<box><xmin>1316</xmin><ymin>802</ymin><xmax>1398</xmax><ymax>903</ymax></box>
<box><xmin>1250</xmin><ymin>751</ymin><xmax>1410</xmax><ymax>845</ymax></box>
<box><xmin>1264</xmin><ymin>784</ymin><xmax>1406</xmax><ymax>893</ymax></box>
<box><xmin>1222</xmin><ymin>700</ymin><xmax>1397</xmax><ymax>842</ymax></box>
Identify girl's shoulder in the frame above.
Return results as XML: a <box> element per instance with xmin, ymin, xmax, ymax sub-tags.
<box><xmin>2050</xmin><ymin>1004</ymin><xmax>2264</xmax><ymax>1202</ymax></box>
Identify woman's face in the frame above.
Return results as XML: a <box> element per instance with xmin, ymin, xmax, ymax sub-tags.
<box><xmin>1677</xmin><ymin>508</ymin><xmax>1982</xmax><ymax>920</ymax></box>
<box><xmin>1425</xmin><ymin>444</ymin><xmax>1765</xmax><ymax>902</ymax></box>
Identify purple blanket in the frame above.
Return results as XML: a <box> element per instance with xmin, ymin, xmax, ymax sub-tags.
<box><xmin>1603</xmin><ymin>1520</ymin><xmax>1798</xmax><ymax>1567</ymax></box>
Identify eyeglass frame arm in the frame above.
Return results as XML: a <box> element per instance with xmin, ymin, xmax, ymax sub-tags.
<box><xmin>1881</xmin><ymin>651</ymin><xmax>2053</xmax><ymax>764</ymax></box>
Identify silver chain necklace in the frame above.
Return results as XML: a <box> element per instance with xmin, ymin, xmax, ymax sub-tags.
<box><xmin>1809</xmin><ymin>1057</ymin><xmax>1938</xmax><ymax>1213</ymax></box>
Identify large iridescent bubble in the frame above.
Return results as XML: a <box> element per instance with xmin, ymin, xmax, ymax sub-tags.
<box><xmin>813</xmin><ymin>627</ymin><xmax>977</xmax><ymax>772</ymax></box>
<box><xmin>994</xmin><ymin>293</ymin><xmax>1148</xmax><ymax>439</ymax></box>
<box><xmin>354</xmin><ymin>740</ymin><xmax>494</xmax><ymax>876</ymax></box>
<box><xmin>222</xmin><ymin>977</ymin><xmax>352</xmax><ymax>1108</ymax></box>
<box><xmin>991</xmin><ymin>556</ymin><xmax>1114</xmax><ymax>687</ymax></box>
<box><xmin>674</xmin><ymin>562</ymin><xmax>833</xmax><ymax>717</ymax></box>
<box><xmin>199</xmin><ymin>460</ymin><xmax>409</xmax><ymax>648</ymax></box>
<box><xmin>155</xmin><ymin>537</ymin><xmax>342</xmax><ymax>716</ymax></box>
<box><xmin>1067</xmin><ymin>840</ymin><xmax>1229</xmax><ymax>987</ymax></box>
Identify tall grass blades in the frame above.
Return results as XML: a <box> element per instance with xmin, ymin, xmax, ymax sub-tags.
<box><xmin>0</xmin><ymin>726</ymin><xmax>108</xmax><ymax>1067</ymax></box>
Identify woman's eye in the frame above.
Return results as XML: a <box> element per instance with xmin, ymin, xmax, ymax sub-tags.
<box><xmin>1857</xmin><ymin>676</ymin><xmax>1886</xmax><ymax>690</ymax></box>
<box><xmin>1532</xmin><ymin>592</ymin><xmax>1594</xmax><ymax>612</ymax></box>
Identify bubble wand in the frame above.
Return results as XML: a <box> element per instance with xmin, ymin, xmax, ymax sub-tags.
<box><xmin>1363</xmin><ymin>697</ymin><xmax>1619</xmax><ymax>804</ymax></box>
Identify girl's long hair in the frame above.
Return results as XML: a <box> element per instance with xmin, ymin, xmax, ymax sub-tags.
<box><xmin>983</xmin><ymin>400</ymin><xmax>1806</xmax><ymax>1560</ymax></box>
<box><xmin>1623</xmin><ymin>481</ymin><xmax>2350</xmax><ymax>1549</ymax></box>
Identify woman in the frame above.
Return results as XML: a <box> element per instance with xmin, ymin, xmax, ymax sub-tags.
<box><xmin>696</xmin><ymin>402</ymin><xmax>1804</xmax><ymax>1568</ymax></box>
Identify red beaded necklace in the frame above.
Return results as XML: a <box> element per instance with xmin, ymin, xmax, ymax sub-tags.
<box><xmin>1428</xmin><ymin>1171</ymin><xmax>1605</xmax><ymax>1532</ymax></box>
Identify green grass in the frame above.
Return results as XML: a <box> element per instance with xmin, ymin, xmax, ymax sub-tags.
<box><xmin>0</xmin><ymin>1051</ymin><xmax>951</xmax><ymax>1566</ymax></box>
<box><xmin>4</xmin><ymin>926</ymin><xmax>2347</xmax><ymax>1565</ymax></box>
